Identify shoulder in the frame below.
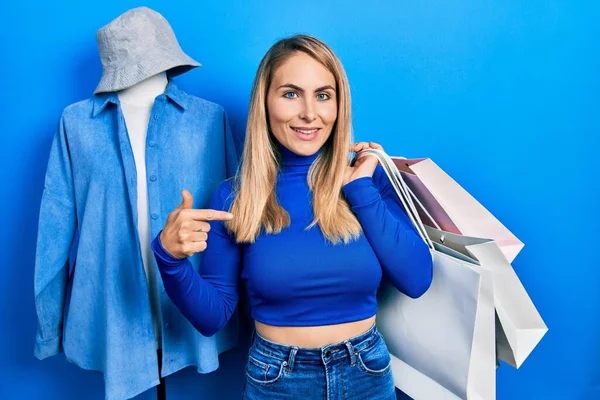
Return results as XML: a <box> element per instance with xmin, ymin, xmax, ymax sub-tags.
<box><xmin>371</xmin><ymin>164</ymin><xmax>401</xmax><ymax>201</ymax></box>
<box><xmin>185</xmin><ymin>95</ymin><xmax>226</xmax><ymax>116</ymax></box>
<box><xmin>61</xmin><ymin>98</ymin><xmax>95</xmax><ymax>120</ymax></box>
<box><xmin>210</xmin><ymin>178</ymin><xmax>237</xmax><ymax>211</ymax></box>
<box><xmin>56</xmin><ymin>98</ymin><xmax>99</xmax><ymax>138</ymax></box>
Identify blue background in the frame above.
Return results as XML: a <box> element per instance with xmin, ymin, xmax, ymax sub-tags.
<box><xmin>1</xmin><ymin>0</ymin><xmax>598</xmax><ymax>399</ymax></box>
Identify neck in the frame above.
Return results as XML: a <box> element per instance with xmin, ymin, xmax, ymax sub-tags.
<box><xmin>118</xmin><ymin>72</ymin><xmax>168</xmax><ymax>107</ymax></box>
<box><xmin>279</xmin><ymin>145</ymin><xmax>322</xmax><ymax>168</ymax></box>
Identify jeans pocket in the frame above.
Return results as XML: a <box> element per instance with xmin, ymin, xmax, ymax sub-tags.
<box><xmin>357</xmin><ymin>335</ymin><xmax>392</xmax><ymax>376</ymax></box>
<box><xmin>245</xmin><ymin>349</ymin><xmax>286</xmax><ymax>386</ymax></box>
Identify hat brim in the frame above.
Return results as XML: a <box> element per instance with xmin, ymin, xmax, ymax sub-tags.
<box><xmin>94</xmin><ymin>52</ymin><xmax>201</xmax><ymax>94</ymax></box>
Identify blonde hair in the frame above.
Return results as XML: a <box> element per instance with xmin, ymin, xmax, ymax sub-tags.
<box><xmin>228</xmin><ymin>35</ymin><xmax>361</xmax><ymax>244</ymax></box>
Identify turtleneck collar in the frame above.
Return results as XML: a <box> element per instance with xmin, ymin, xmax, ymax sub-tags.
<box><xmin>279</xmin><ymin>144</ymin><xmax>322</xmax><ymax>169</ymax></box>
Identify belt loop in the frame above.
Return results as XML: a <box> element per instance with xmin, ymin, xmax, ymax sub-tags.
<box><xmin>344</xmin><ymin>340</ymin><xmax>357</xmax><ymax>366</ymax></box>
<box><xmin>287</xmin><ymin>346</ymin><xmax>298</xmax><ymax>373</ymax></box>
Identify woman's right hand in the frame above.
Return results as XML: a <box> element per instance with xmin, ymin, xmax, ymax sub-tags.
<box><xmin>159</xmin><ymin>189</ymin><xmax>234</xmax><ymax>259</ymax></box>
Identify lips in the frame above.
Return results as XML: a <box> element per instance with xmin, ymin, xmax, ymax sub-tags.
<box><xmin>291</xmin><ymin>126</ymin><xmax>320</xmax><ymax>141</ymax></box>
<box><xmin>292</xmin><ymin>127</ymin><xmax>319</xmax><ymax>134</ymax></box>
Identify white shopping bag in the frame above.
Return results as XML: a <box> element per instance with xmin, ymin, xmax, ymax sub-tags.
<box><xmin>425</xmin><ymin>226</ymin><xmax>548</xmax><ymax>368</ymax></box>
<box><xmin>358</xmin><ymin>149</ymin><xmax>497</xmax><ymax>399</ymax></box>
<box><xmin>377</xmin><ymin>247</ymin><xmax>496</xmax><ymax>400</ymax></box>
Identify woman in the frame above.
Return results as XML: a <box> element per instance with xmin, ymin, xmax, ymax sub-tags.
<box><xmin>152</xmin><ymin>35</ymin><xmax>433</xmax><ymax>399</ymax></box>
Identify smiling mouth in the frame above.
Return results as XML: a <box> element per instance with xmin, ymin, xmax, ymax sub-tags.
<box><xmin>292</xmin><ymin>127</ymin><xmax>320</xmax><ymax>135</ymax></box>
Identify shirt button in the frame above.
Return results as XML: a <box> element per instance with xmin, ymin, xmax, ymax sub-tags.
<box><xmin>154</xmin><ymin>115</ymin><xmax>159</xmax><ymax>120</ymax></box>
<box><xmin>150</xmin><ymin>175</ymin><xmax>157</xmax><ymax>182</ymax></box>
<box><xmin>151</xmin><ymin>213</ymin><xmax>159</xmax><ymax>220</ymax></box>
<box><xmin>148</xmin><ymin>141</ymin><xmax>156</xmax><ymax>147</ymax></box>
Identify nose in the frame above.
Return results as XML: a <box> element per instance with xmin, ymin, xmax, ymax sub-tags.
<box><xmin>299</xmin><ymin>98</ymin><xmax>317</xmax><ymax>122</ymax></box>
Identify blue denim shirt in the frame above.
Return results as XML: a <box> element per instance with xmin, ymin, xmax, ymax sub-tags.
<box><xmin>33</xmin><ymin>80</ymin><xmax>240</xmax><ymax>400</ymax></box>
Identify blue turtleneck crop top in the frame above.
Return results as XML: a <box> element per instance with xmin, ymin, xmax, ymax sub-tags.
<box><xmin>151</xmin><ymin>146</ymin><xmax>433</xmax><ymax>337</ymax></box>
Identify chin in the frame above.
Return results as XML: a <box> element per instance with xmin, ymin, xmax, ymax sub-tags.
<box><xmin>291</xmin><ymin>143</ymin><xmax>322</xmax><ymax>156</ymax></box>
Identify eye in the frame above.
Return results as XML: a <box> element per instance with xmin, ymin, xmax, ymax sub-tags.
<box><xmin>317</xmin><ymin>93</ymin><xmax>331</xmax><ymax>101</ymax></box>
<box><xmin>284</xmin><ymin>91</ymin><xmax>298</xmax><ymax>99</ymax></box>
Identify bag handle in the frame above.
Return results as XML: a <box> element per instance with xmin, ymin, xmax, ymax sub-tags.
<box><xmin>392</xmin><ymin>163</ymin><xmax>443</xmax><ymax>231</ymax></box>
<box><xmin>355</xmin><ymin>149</ymin><xmax>434</xmax><ymax>249</ymax></box>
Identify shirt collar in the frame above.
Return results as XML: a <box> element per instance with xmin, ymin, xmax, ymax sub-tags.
<box><xmin>91</xmin><ymin>92</ymin><xmax>118</xmax><ymax>118</ymax></box>
<box><xmin>163</xmin><ymin>81</ymin><xmax>189</xmax><ymax>110</ymax></box>
<box><xmin>91</xmin><ymin>79</ymin><xmax>189</xmax><ymax>118</ymax></box>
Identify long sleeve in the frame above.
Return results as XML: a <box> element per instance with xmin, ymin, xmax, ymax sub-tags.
<box><xmin>342</xmin><ymin>165</ymin><xmax>433</xmax><ymax>298</ymax></box>
<box><xmin>152</xmin><ymin>181</ymin><xmax>242</xmax><ymax>337</ymax></box>
<box><xmin>34</xmin><ymin>114</ymin><xmax>77</xmax><ymax>359</ymax></box>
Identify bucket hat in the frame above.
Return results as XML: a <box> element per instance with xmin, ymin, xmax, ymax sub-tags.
<box><xmin>94</xmin><ymin>7</ymin><xmax>200</xmax><ymax>94</ymax></box>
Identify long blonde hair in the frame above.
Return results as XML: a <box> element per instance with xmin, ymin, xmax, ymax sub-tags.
<box><xmin>228</xmin><ymin>35</ymin><xmax>361</xmax><ymax>244</ymax></box>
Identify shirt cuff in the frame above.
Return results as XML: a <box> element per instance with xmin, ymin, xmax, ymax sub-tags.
<box><xmin>34</xmin><ymin>335</ymin><xmax>63</xmax><ymax>360</ymax></box>
<box><xmin>151</xmin><ymin>231</ymin><xmax>188</xmax><ymax>270</ymax></box>
<box><xmin>342</xmin><ymin>177</ymin><xmax>382</xmax><ymax>208</ymax></box>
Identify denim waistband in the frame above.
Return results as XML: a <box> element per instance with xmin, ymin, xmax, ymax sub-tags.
<box><xmin>251</xmin><ymin>324</ymin><xmax>380</xmax><ymax>365</ymax></box>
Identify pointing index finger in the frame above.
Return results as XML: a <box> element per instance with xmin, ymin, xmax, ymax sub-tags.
<box><xmin>188</xmin><ymin>209</ymin><xmax>234</xmax><ymax>221</ymax></box>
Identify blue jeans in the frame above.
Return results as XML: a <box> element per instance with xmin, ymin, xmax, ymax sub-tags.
<box><xmin>242</xmin><ymin>324</ymin><xmax>396</xmax><ymax>399</ymax></box>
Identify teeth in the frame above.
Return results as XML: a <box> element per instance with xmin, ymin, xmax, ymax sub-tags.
<box><xmin>294</xmin><ymin>128</ymin><xmax>318</xmax><ymax>134</ymax></box>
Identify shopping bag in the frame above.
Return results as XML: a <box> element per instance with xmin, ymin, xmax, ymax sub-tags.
<box><xmin>380</xmin><ymin>152</ymin><xmax>547</xmax><ymax>369</ymax></box>
<box><xmin>425</xmin><ymin>226</ymin><xmax>548</xmax><ymax>368</ymax></box>
<box><xmin>377</xmin><ymin>247</ymin><xmax>496</xmax><ymax>400</ymax></box>
<box><xmin>358</xmin><ymin>149</ymin><xmax>497</xmax><ymax>399</ymax></box>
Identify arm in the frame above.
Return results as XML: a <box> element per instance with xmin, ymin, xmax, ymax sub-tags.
<box><xmin>34</xmin><ymin>114</ymin><xmax>77</xmax><ymax>359</ymax></box>
<box><xmin>152</xmin><ymin>182</ymin><xmax>242</xmax><ymax>337</ymax></box>
<box><xmin>342</xmin><ymin>165</ymin><xmax>433</xmax><ymax>298</ymax></box>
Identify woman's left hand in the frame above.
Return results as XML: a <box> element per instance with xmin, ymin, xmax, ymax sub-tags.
<box><xmin>343</xmin><ymin>142</ymin><xmax>384</xmax><ymax>185</ymax></box>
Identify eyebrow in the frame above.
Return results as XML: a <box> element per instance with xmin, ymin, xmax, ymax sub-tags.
<box><xmin>277</xmin><ymin>83</ymin><xmax>336</xmax><ymax>92</ymax></box>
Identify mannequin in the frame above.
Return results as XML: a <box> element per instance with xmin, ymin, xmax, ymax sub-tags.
<box><xmin>33</xmin><ymin>8</ymin><xmax>241</xmax><ymax>400</ymax></box>
<box><xmin>119</xmin><ymin>72</ymin><xmax>168</xmax><ymax>107</ymax></box>
<box><xmin>118</xmin><ymin>71</ymin><xmax>168</xmax><ymax>400</ymax></box>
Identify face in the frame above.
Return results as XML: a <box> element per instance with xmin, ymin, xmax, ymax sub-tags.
<box><xmin>266</xmin><ymin>52</ymin><xmax>338</xmax><ymax>157</ymax></box>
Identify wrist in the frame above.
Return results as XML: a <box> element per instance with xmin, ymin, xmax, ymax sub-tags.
<box><xmin>158</xmin><ymin>231</ymin><xmax>183</xmax><ymax>260</ymax></box>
